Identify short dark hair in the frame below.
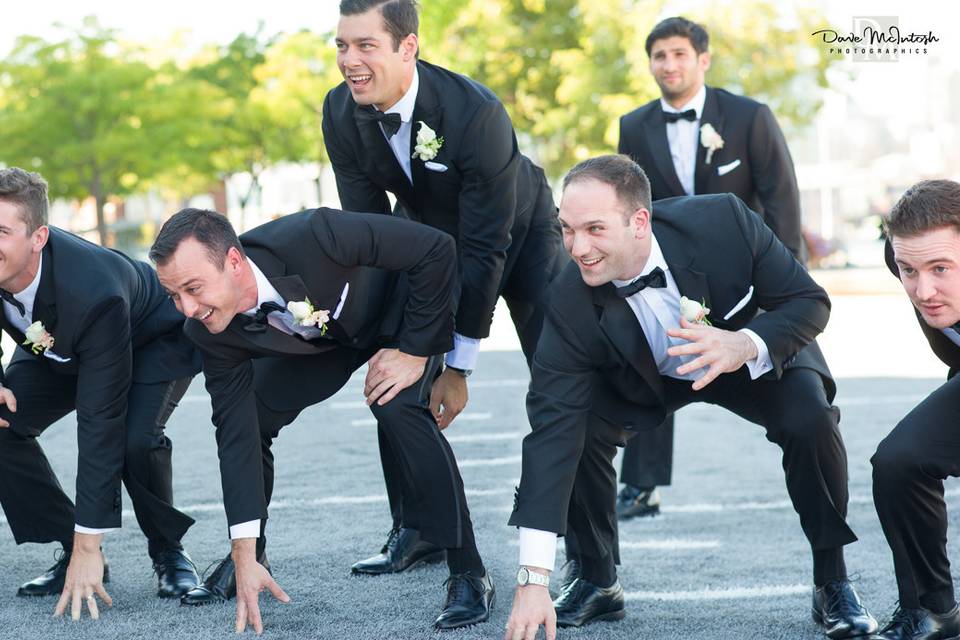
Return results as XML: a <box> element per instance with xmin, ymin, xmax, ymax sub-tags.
<box><xmin>562</xmin><ymin>154</ymin><xmax>653</xmax><ymax>220</ymax></box>
<box><xmin>885</xmin><ymin>180</ymin><xmax>960</xmax><ymax>238</ymax></box>
<box><xmin>645</xmin><ymin>16</ymin><xmax>709</xmax><ymax>56</ymax></box>
<box><xmin>340</xmin><ymin>0</ymin><xmax>419</xmax><ymax>51</ymax></box>
<box><xmin>0</xmin><ymin>167</ymin><xmax>49</xmax><ymax>233</ymax></box>
<box><xmin>149</xmin><ymin>208</ymin><xmax>244</xmax><ymax>269</ymax></box>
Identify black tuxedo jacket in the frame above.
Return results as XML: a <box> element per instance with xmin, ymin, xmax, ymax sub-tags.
<box><xmin>618</xmin><ymin>86</ymin><xmax>804</xmax><ymax>260</ymax></box>
<box><xmin>183</xmin><ymin>209</ymin><xmax>456</xmax><ymax>527</ymax></box>
<box><xmin>0</xmin><ymin>227</ymin><xmax>199</xmax><ymax>528</ymax></box>
<box><xmin>509</xmin><ymin>194</ymin><xmax>832</xmax><ymax>534</ymax></box>
<box><xmin>322</xmin><ymin>59</ymin><xmax>554</xmax><ymax>339</ymax></box>
<box><xmin>884</xmin><ymin>240</ymin><xmax>960</xmax><ymax>377</ymax></box>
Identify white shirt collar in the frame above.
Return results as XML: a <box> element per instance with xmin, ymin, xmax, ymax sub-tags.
<box><xmin>11</xmin><ymin>251</ymin><xmax>43</xmax><ymax>314</ymax></box>
<box><xmin>660</xmin><ymin>84</ymin><xmax>707</xmax><ymax>119</ymax></box>
<box><xmin>241</xmin><ymin>258</ymin><xmax>285</xmax><ymax>317</ymax></box>
<box><xmin>380</xmin><ymin>67</ymin><xmax>419</xmax><ymax>123</ymax></box>
<box><xmin>612</xmin><ymin>233</ymin><xmax>668</xmax><ymax>288</ymax></box>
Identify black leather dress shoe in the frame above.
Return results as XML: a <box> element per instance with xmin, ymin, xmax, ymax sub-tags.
<box><xmin>153</xmin><ymin>548</ymin><xmax>200</xmax><ymax>598</ymax></box>
<box><xmin>351</xmin><ymin>527</ymin><xmax>445</xmax><ymax>575</ymax></box>
<box><xmin>179</xmin><ymin>551</ymin><xmax>269</xmax><ymax>606</ymax></box>
<box><xmin>434</xmin><ymin>571</ymin><xmax>495</xmax><ymax>630</ymax></box>
<box><xmin>553</xmin><ymin>577</ymin><xmax>626</xmax><ymax>628</ymax></box>
<box><xmin>17</xmin><ymin>549</ymin><xmax>111</xmax><ymax>597</ymax></box>
<box><xmin>554</xmin><ymin>558</ymin><xmax>581</xmax><ymax>596</ymax></box>
<box><xmin>812</xmin><ymin>579</ymin><xmax>879</xmax><ymax>638</ymax></box>
<box><xmin>876</xmin><ymin>604</ymin><xmax>960</xmax><ymax>640</ymax></box>
<box><xmin>616</xmin><ymin>485</ymin><xmax>660</xmax><ymax>520</ymax></box>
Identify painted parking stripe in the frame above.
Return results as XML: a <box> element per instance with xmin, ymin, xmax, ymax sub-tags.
<box><xmin>349</xmin><ymin>412</ymin><xmax>492</xmax><ymax>427</ymax></box>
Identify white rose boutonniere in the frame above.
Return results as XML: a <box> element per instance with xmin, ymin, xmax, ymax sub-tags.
<box><xmin>679</xmin><ymin>296</ymin><xmax>712</xmax><ymax>326</ymax></box>
<box><xmin>700</xmin><ymin>123</ymin><xmax>724</xmax><ymax>164</ymax></box>
<box><xmin>23</xmin><ymin>320</ymin><xmax>55</xmax><ymax>354</ymax></box>
<box><xmin>287</xmin><ymin>299</ymin><xmax>330</xmax><ymax>335</ymax></box>
<box><xmin>412</xmin><ymin>121</ymin><xmax>443</xmax><ymax>162</ymax></box>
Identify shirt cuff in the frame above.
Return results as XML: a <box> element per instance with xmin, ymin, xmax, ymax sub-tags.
<box><xmin>445</xmin><ymin>333</ymin><xmax>480</xmax><ymax>370</ymax></box>
<box><xmin>229</xmin><ymin>519</ymin><xmax>261</xmax><ymax>540</ymax></box>
<box><xmin>739</xmin><ymin>328</ymin><xmax>774</xmax><ymax>379</ymax></box>
<box><xmin>518</xmin><ymin>527</ymin><xmax>558</xmax><ymax>572</ymax></box>
<box><xmin>74</xmin><ymin>525</ymin><xmax>117</xmax><ymax>535</ymax></box>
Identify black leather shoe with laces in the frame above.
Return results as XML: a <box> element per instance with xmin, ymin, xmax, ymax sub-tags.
<box><xmin>179</xmin><ymin>550</ymin><xmax>269</xmax><ymax>606</ymax></box>
<box><xmin>433</xmin><ymin>571</ymin><xmax>494</xmax><ymax>630</ymax></box>
<box><xmin>351</xmin><ymin>527</ymin><xmax>446</xmax><ymax>575</ymax></box>
<box><xmin>17</xmin><ymin>548</ymin><xmax>111</xmax><ymax>597</ymax></box>
<box><xmin>616</xmin><ymin>485</ymin><xmax>660</xmax><ymax>520</ymax></box>
<box><xmin>553</xmin><ymin>577</ymin><xmax>626</xmax><ymax>628</ymax></box>
<box><xmin>812</xmin><ymin>579</ymin><xmax>879</xmax><ymax>638</ymax></box>
<box><xmin>875</xmin><ymin>604</ymin><xmax>960</xmax><ymax>640</ymax></box>
<box><xmin>153</xmin><ymin>548</ymin><xmax>200</xmax><ymax>598</ymax></box>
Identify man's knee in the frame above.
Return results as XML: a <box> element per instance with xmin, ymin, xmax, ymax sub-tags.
<box><xmin>872</xmin><ymin>424</ymin><xmax>927</xmax><ymax>486</ymax></box>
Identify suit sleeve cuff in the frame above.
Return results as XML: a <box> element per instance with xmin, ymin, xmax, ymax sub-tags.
<box><xmin>518</xmin><ymin>527</ymin><xmax>558</xmax><ymax>572</ymax></box>
<box><xmin>739</xmin><ymin>328</ymin><xmax>774</xmax><ymax>379</ymax></box>
<box><xmin>74</xmin><ymin>525</ymin><xmax>118</xmax><ymax>535</ymax></box>
<box><xmin>229</xmin><ymin>519</ymin><xmax>261</xmax><ymax>540</ymax></box>
<box><xmin>445</xmin><ymin>333</ymin><xmax>480</xmax><ymax>370</ymax></box>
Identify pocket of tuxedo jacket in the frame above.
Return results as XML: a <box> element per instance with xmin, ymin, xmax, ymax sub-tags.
<box><xmin>42</xmin><ymin>350</ymin><xmax>72</xmax><ymax>363</ymax></box>
<box><xmin>717</xmin><ymin>158</ymin><xmax>741</xmax><ymax>176</ymax></box>
<box><xmin>424</xmin><ymin>161</ymin><xmax>448</xmax><ymax>172</ymax></box>
<box><xmin>722</xmin><ymin>285</ymin><xmax>754</xmax><ymax>321</ymax></box>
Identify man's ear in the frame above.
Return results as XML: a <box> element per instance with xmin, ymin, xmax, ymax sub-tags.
<box><xmin>632</xmin><ymin>208</ymin><xmax>652</xmax><ymax>239</ymax></box>
<box><xmin>32</xmin><ymin>225</ymin><xmax>49</xmax><ymax>253</ymax></box>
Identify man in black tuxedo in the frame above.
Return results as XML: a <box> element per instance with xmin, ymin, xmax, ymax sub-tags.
<box><xmin>0</xmin><ymin>168</ymin><xmax>201</xmax><ymax>619</ymax></box>
<box><xmin>871</xmin><ymin>180</ymin><xmax>960</xmax><ymax>640</ymax></box>
<box><xmin>151</xmin><ymin>207</ymin><xmax>494</xmax><ymax>632</ymax></box>
<box><xmin>323</xmin><ymin>0</ymin><xmax>564</xmax><ymax>574</ymax></box>
<box><xmin>614</xmin><ymin>16</ymin><xmax>805</xmax><ymax>520</ymax></box>
<box><xmin>503</xmin><ymin>156</ymin><xmax>875</xmax><ymax>638</ymax></box>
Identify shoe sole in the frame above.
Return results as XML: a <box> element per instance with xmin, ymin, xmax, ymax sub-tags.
<box><xmin>617</xmin><ymin>506</ymin><xmax>660</xmax><ymax>521</ymax></box>
<box><xmin>557</xmin><ymin>608</ymin><xmax>627</xmax><ymax>628</ymax></box>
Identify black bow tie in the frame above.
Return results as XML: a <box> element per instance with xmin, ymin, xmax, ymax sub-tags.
<box><xmin>615</xmin><ymin>267</ymin><xmax>667</xmax><ymax>298</ymax></box>
<box><xmin>663</xmin><ymin>109</ymin><xmax>697</xmax><ymax>123</ymax></box>
<box><xmin>243</xmin><ymin>301</ymin><xmax>286</xmax><ymax>333</ymax></box>
<box><xmin>355</xmin><ymin>105</ymin><xmax>403</xmax><ymax>138</ymax></box>
<box><xmin>0</xmin><ymin>289</ymin><xmax>25</xmax><ymax>317</ymax></box>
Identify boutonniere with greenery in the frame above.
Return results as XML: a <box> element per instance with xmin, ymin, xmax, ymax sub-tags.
<box><xmin>679</xmin><ymin>296</ymin><xmax>712</xmax><ymax>326</ymax></box>
<box><xmin>700</xmin><ymin>123</ymin><xmax>724</xmax><ymax>164</ymax></box>
<box><xmin>286</xmin><ymin>299</ymin><xmax>329</xmax><ymax>335</ymax></box>
<box><xmin>23</xmin><ymin>320</ymin><xmax>55</xmax><ymax>354</ymax></box>
<box><xmin>412</xmin><ymin>121</ymin><xmax>443</xmax><ymax>161</ymax></box>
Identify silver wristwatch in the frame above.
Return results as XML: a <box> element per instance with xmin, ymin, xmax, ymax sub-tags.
<box><xmin>516</xmin><ymin>566</ymin><xmax>550</xmax><ymax>588</ymax></box>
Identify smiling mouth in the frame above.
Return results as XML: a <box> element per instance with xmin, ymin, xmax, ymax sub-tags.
<box><xmin>348</xmin><ymin>74</ymin><xmax>372</xmax><ymax>87</ymax></box>
<box><xmin>197</xmin><ymin>309</ymin><xmax>213</xmax><ymax>321</ymax></box>
<box><xmin>580</xmin><ymin>257</ymin><xmax>603</xmax><ymax>267</ymax></box>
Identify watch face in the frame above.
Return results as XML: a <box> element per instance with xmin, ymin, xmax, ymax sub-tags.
<box><xmin>516</xmin><ymin>567</ymin><xmax>529</xmax><ymax>585</ymax></box>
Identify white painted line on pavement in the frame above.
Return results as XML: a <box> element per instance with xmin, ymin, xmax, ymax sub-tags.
<box><xmin>349</xmin><ymin>412</ymin><xmax>493</xmax><ymax>427</ymax></box>
<box><xmin>446</xmin><ymin>431</ymin><xmax>523</xmax><ymax>443</ymax></box>
<box><xmin>458</xmin><ymin>455</ymin><xmax>523</xmax><ymax>468</ymax></box>
<box><xmin>620</xmin><ymin>539</ymin><xmax>720</xmax><ymax>550</ymax></box>
<box><xmin>624</xmin><ymin>583</ymin><xmax>809</xmax><ymax>601</ymax></box>
<box><xmin>834</xmin><ymin>393</ymin><xmax>929</xmax><ymax>406</ymax></box>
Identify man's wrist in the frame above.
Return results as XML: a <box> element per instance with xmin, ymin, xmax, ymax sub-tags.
<box><xmin>73</xmin><ymin>531</ymin><xmax>102</xmax><ymax>553</ymax></box>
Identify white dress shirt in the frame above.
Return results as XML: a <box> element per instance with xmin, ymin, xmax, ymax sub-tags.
<box><xmin>518</xmin><ymin>233</ymin><xmax>773</xmax><ymax>570</ymax></box>
<box><xmin>375</xmin><ymin>68</ymin><xmax>479</xmax><ymax>372</ymax></box>
<box><xmin>661</xmin><ymin>84</ymin><xmax>706</xmax><ymax>196</ymax></box>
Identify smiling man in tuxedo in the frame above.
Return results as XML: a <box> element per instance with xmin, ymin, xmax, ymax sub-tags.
<box><xmin>323</xmin><ymin>0</ymin><xmax>564</xmax><ymax>576</ymax></box>
<box><xmin>613</xmin><ymin>15</ymin><xmax>806</xmax><ymax>524</ymax></box>
<box><xmin>152</xmin><ymin>207</ymin><xmax>493</xmax><ymax>632</ymax></box>
<box><xmin>503</xmin><ymin>156</ymin><xmax>875</xmax><ymax>639</ymax></box>
<box><xmin>0</xmin><ymin>168</ymin><xmax>201</xmax><ymax>619</ymax></box>
<box><xmin>871</xmin><ymin>180</ymin><xmax>960</xmax><ymax>640</ymax></box>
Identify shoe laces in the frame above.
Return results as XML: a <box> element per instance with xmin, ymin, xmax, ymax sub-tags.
<box><xmin>881</xmin><ymin>603</ymin><xmax>922</xmax><ymax>635</ymax></box>
<box><xmin>49</xmin><ymin>547</ymin><xmax>71</xmax><ymax>572</ymax></box>
<box><xmin>441</xmin><ymin>573</ymin><xmax>483</xmax><ymax>607</ymax></box>
<box><xmin>382</xmin><ymin>527</ymin><xmax>402</xmax><ymax>554</ymax></box>
<box><xmin>554</xmin><ymin>577</ymin><xmax>589</xmax><ymax>607</ymax></box>
<box><xmin>153</xmin><ymin>549</ymin><xmax>199</xmax><ymax>577</ymax></box>
<box><xmin>822</xmin><ymin>578</ymin><xmax>865</xmax><ymax>618</ymax></box>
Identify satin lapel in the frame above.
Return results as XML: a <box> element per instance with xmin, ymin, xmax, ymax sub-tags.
<box><xmin>268</xmin><ymin>275</ymin><xmax>309</xmax><ymax>307</ymax></box>
<box><xmin>32</xmin><ymin>244</ymin><xmax>58</xmax><ymax>333</ymax></box>
<box><xmin>643</xmin><ymin>105</ymin><xmax>686</xmax><ymax>197</ymax></box>
<box><xmin>408</xmin><ymin>67</ymin><xmax>444</xmax><ymax>196</ymax></box>
<box><xmin>594</xmin><ymin>285</ymin><xmax>664</xmax><ymax>401</ymax></box>
<box><xmin>658</xmin><ymin>229</ymin><xmax>713</xmax><ymax>321</ymax></box>
<box><xmin>228</xmin><ymin>314</ymin><xmax>334</xmax><ymax>356</ymax></box>
<box><xmin>353</xmin><ymin>106</ymin><xmax>416</xmax><ymax>204</ymax></box>
<box><xmin>693</xmin><ymin>87</ymin><xmax>724</xmax><ymax>195</ymax></box>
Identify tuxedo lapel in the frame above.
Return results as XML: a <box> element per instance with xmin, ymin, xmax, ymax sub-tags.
<box><xmin>594</xmin><ymin>285</ymin><xmax>664</xmax><ymax>401</ymax></box>
<box><xmin>656</xmin><ymin>228</ymin><xmax>713</xmax><ymax>323</ymax></box>
<box><xmin>693</xmin><ymin>87</ymin><xmax>725</xmax><ymax>195</ymax></box>
<box><xmin>32</xmin><ymin>244</ymin><xmax>58</xmax><ymax>334</ymax></box>
<box><xmin>353</xmin><ymin>106</ymin><xmax>416</xmax><ymax>204</ymax></box>
<box><xmin>643</xmin><ymin>105</ymin><xmax>686</xmax><ymax>197</ymax></box>
<box><xmin>408</xmin><ymin>65</ymin><xmax>444</xmax><ymax>195</ymax></box>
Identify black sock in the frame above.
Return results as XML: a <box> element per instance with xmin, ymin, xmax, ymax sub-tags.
<box><xmin>581</xmin><ymin>557</ymin><xmax>617</xmax><ymax>588</ymax></box>
<box><xmin>148</xmin><ymin>539</ymin><xmax>183</xmax><ymax>559</ymax></box>
<box><xmin>813</xmin><ymin>547</ymin><xmax>847</xmax><ymax>586</ymax></box>
<box><xmin>447</xmin><ymin>546</ymin><xmax>484</xmax><ymax>576</ymax></box>
<box><xmin>920</xmin><ymin>587</ymin><xmax>957</xmax><ymax>615</ymax></box>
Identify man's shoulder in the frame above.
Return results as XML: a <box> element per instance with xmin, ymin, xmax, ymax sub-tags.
<box><xmin>544</xmin><ymin>260</ymin><xmax>594</xmax><ymax>312</ymax></box>
<box><xmin>418</xmin><ymin>60</ymin><xmax>503</xmax><ymax>109</ymax></box>
<box><xmin>323</xmin><ymin>80</ymin><xmax>355</xmax><ymax>120</ymax></box>
<box><xmin>710</xmin><ymin>86</ymin><xmax>764</xmax><ymax>114</ymax></box>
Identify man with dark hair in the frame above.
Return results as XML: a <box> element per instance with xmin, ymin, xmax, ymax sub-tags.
<box><xmin>614</xmin><ymin>15</ymin><xmax>805</xmax><ymax>522</ymax></box>
<box><xmin>324</xmin><ymin>0</ymin><xmax>564</xmax><ymax>576</ymax></box>
<box><xmin>0</xmin><ymin>168</ymin><xmax>202</xmax><ymax>618</ymax></box>
<box><xmin>503</xmin><ymin>156</ymin><xmax>875</xmax><ymax>638</ymax></box>
<box><xmin>154</xmin><ymin>207</ymin><xmax>494</xmax><ymax>632</ymax></box>
<box><xmin>871</xmin><ymin>179</ymin><xmax>960</xmax><ymax>639</ymax></box>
